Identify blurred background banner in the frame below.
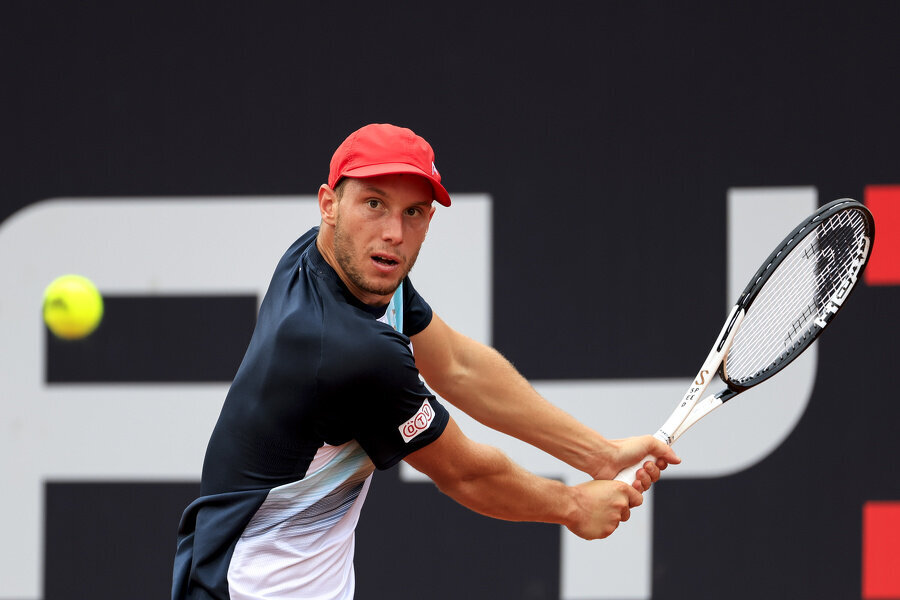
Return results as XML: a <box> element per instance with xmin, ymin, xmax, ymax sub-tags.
<box><xmin>1</xmin><ymin>2</ymin><xmax>898</xmax><ymax>599</ymax></box>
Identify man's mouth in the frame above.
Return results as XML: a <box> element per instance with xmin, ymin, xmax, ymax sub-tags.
<box><xmin>371</xmin><ymin>254</ymin><xmax>399</xmax><ymax>267</ymax></box>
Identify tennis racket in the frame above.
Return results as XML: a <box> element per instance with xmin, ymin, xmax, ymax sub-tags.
<box><xmin>615</xmin><ymin>198</ymin><xmax>875</xmax><ymax>484</ymax></box>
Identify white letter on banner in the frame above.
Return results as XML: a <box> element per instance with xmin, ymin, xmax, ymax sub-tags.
<box><xmin>0</xmin><ymin>196</ymin><xmax>488</xmax><ymax>599</ymax></box>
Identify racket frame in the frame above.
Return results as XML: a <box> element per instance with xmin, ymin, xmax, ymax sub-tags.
<box><xmin>612</xmin><ymin>198</ymin><xmax>874</xmax><ymax>485</ymax></box>
<box><xmin>722</xmin><ymin>198</ymin><xmax>874</xmax><ymax>391</ymax></box>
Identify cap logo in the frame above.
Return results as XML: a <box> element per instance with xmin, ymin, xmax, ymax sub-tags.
<box><xmin>431</xmin><ymin>162</ymin><xmax>439</xmax><ymax>176</ymax></box>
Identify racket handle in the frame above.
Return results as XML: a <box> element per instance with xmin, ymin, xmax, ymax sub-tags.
<box><xmin>613</xmin><ymin>430</ymin><xmax>671</xmax><ymax>485</ymax></box>
<box><xmin>613</xmin><ymin>455</ymin><xmax>656</xmax><ymax>485</ymax></box>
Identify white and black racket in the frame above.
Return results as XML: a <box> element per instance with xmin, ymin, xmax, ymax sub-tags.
<box><xmin>615</xmin><ymin>198</ymin><xmax>875</xmax><ymax>484</ymax></box>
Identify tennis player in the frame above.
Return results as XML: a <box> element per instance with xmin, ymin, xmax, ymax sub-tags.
<box><xmin>171</xmin><ymin>123</ymin><xmax>679</xmax><ymax>600</ymax></box>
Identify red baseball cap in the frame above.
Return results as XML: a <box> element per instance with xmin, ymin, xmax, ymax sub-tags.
<box><xmin>328</xmin><ymin>123</ymin><xmax>452</xmax><ymax>207</ymax></box>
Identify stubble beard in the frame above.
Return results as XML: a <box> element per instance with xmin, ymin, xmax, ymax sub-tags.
<box><xmin>332</xmin><ymin>221</ymin><xmax>419</xmax><ymax>299</ymax></box>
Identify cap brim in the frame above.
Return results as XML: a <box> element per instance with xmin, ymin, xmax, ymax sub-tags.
<box><xmin>340</xmin><ymin>163</ymin><xmax>452</xmax><ymax>207</ymax></box>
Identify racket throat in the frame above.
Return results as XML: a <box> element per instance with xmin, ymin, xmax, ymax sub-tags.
<box><xmin>716</xmin><ymin>388</ymin><xmax>738</xmax><ymax>403</ymax></box>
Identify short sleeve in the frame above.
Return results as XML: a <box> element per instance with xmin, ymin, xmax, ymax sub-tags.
<box><xmin>401</xmin><ymin>277</ymin><xmax>433</xmax><ymax>337</ymax></box>
<box><xmin>351</xmin><ymin>338</ymin><xmax>449</xmax><ymax>470</ymax></box>
<box><xmin>318</xmin><ymin>323</ymin><xmax>448</xmax><ymax>471</ymax></box>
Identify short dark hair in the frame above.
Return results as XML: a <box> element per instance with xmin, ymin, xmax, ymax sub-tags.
<box><xmin>333</xmin><ymin>177</ymin><xmax>350</xmax><ymax>200</ymax></box>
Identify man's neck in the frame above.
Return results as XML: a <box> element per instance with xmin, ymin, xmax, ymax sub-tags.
<box><xmin>315</xmin><ymin>231</ymin><xmax>392</xmax><ymax>307</ymax></box>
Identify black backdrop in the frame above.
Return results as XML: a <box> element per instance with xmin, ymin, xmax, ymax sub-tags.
<box><xmin>2</xmin><ymin>2</ymin><xmax>898</xmax><ymax>599</ymax></box>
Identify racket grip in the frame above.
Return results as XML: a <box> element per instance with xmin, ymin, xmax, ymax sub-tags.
<box><xmin>613</xmin><ymin>455</ymin><xmax>656</xmax><ymax>485</ymax></box>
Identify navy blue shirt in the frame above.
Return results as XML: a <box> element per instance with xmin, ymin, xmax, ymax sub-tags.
<box><xmin>173</xmin><ymin>227</ymin><xmax>449</xmax><ymax>599</ymax></box>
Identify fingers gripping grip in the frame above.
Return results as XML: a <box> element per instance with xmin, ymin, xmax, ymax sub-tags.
<box><xmin>613</xmin><ymin>454</ymin><xmax>656</xmax><ymax>485</ymax></box>
<box><xmin>613</xmin><ymin>430</ymin><xmax>670</xmax><ymax>485</ymax></box>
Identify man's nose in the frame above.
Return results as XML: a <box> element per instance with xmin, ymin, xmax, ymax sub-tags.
<box><xmin>382</xmin><ymin>212</ymin><xmax>404</xmax><ymax>244</ymax></box>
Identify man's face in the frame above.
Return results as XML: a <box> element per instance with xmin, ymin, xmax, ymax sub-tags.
<box><xmin>331</xmin><ymin>174</ymin><xmax>435</xmax><ymax>305</ymax></box>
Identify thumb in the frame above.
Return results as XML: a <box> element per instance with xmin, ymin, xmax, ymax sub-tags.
<box><xmin>648</xmin><ymin>438</ymin><xmax>681</xmax><ymax>464</ymax></box>
<box><xmin>624</xmin><ymin>484</ymin><xmax>643</xmax><ymax>508</ymax></box>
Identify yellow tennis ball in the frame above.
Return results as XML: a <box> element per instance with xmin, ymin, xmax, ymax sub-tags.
<box><xmin>42</xmin><ymin>274</ymin><xmax>104</xmax><ymax>340</ymax></box>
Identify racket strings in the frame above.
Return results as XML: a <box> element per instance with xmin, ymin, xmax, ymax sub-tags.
<box><xmin>724</xmin><ymin>209</ymin><xmax>869</xmax><ymax>384</ymax></box>
<box><xmin>727</xmin><ymin>211</ymin><xmax>864</xmax><ymax>378</ymax></box>
<box><xmin>733</xmin><ymin>214</ymin><xmax>862</xmax><ymax>364</ymax></box>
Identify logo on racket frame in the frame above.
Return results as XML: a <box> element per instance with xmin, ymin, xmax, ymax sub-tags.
<box><xmin>680</xmin><ymin>369</ymin><xmax>710</xmax><ymax>410</ymax></box>
<box><xmin>814</xmin><ymin>235</ymin><xmax>870</xmax><ymax>328</ymax></box>
<box><xmin>695</xmin><ymin>370</ymin><xmax>709</xmax><ymax>386</ymax></box>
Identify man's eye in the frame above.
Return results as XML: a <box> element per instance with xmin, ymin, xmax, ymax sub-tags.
<box><xmin>366</xmin><ymin>199</ymin><xmax>380</xmax><ymax>208</ymax></box>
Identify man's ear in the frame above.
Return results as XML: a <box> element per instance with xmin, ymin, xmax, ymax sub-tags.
<box><xmin>318</xmin><ymin>184</ymin><xmax>338</xmax><ymax>226</ymax></box>
<box><xmin>424</xmin><ymin>204</ymin><xmax>436</xmax><ymax>234</ymax></box>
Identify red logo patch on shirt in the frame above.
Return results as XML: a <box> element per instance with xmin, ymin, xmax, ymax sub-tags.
<box><xmin>399</xmin><ymin>399</ymin><xmax>435</xmax><ymax>443</ymax></box>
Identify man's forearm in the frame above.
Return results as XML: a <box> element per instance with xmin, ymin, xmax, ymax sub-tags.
<box><xmin>424</xmin><ymin>337</ymin><xmax>615</xmax><ymax>478</ymax></box>
<box><xmin>430</xmin><ymin>441</ymin><xmax>578</xmax><ymax>525</ymax></box>
<box><xmin>404</xmin><ymin>419</ymin><xmax>640</xmax><ymax>540</ymax></box>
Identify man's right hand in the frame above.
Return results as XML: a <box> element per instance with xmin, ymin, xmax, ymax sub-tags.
<box><xmin>565</xmin><ymin>479</ymin><xmax>644</xmax><ymax>540</ymax></box>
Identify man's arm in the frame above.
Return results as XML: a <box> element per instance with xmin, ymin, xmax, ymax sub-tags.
<box><xmin>411</xmin><ymin>313</ymin><xmax>679</xmax><ymax>484</ymax></box>
<box><xmin>404</xmin><ymin>417</ymin><xmax>643</xmax><ymax>540</ymax></box>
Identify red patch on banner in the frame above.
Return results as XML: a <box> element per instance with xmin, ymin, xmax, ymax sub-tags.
<box><xmin>864</xmin><ymin>186</ymin><xmax>900</xmax><ymax>285</ymax></box>
<box><xmin>862</xmin><ymin>501</ymin><xmax>900</xmax><ymax>598</ymax></box>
